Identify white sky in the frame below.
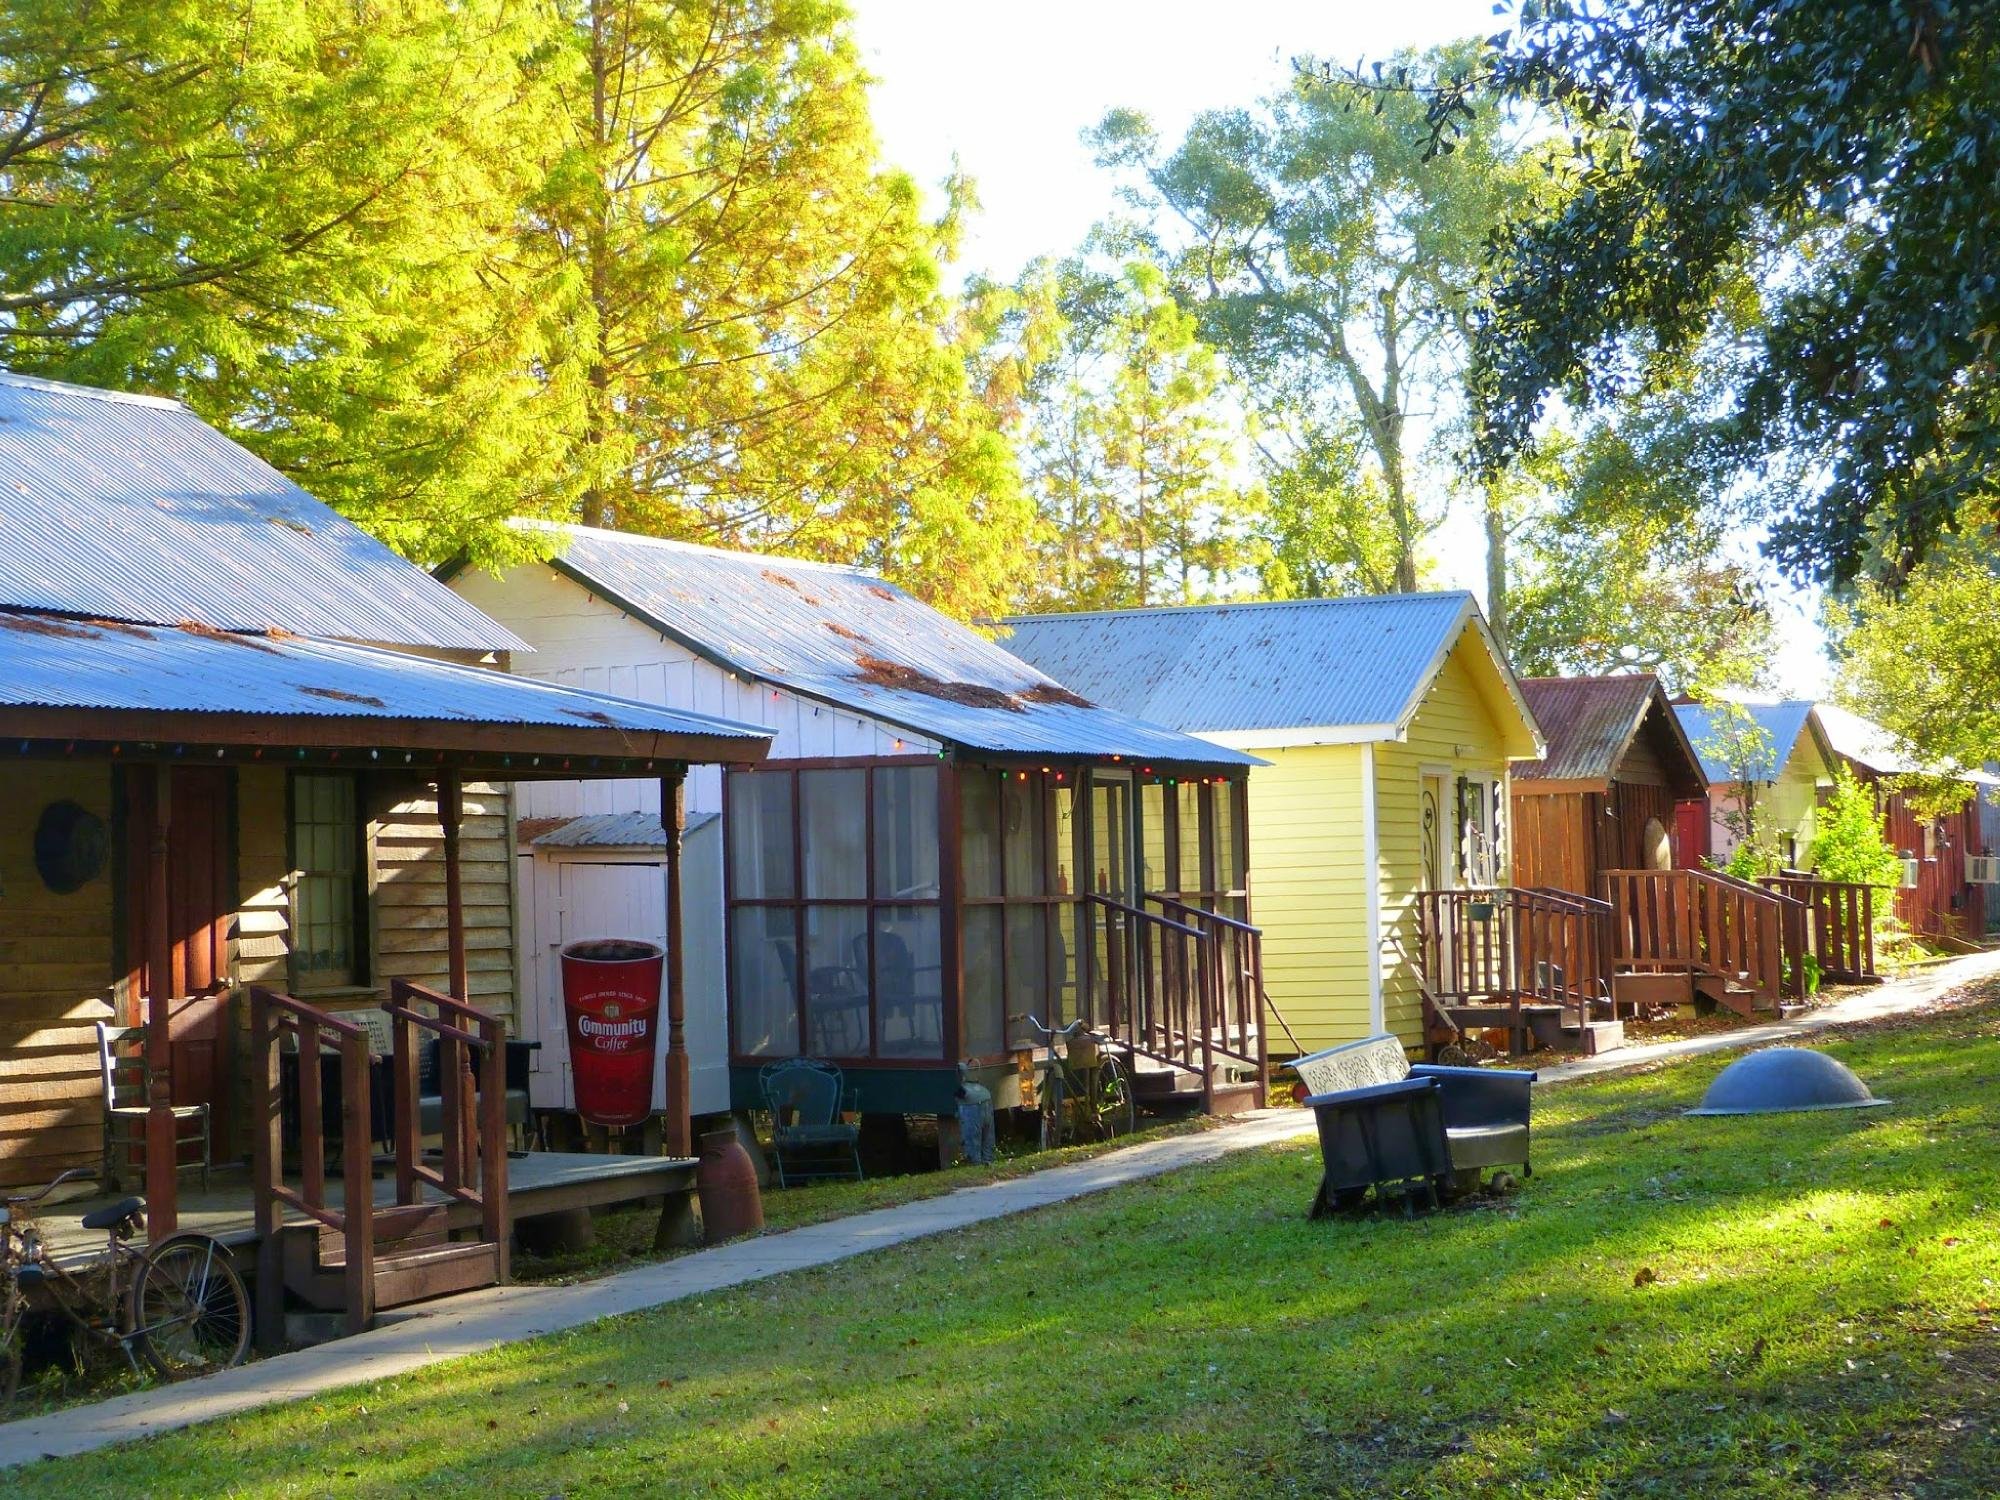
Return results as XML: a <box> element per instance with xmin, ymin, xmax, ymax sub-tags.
<box><xmin>849</xmin><ymin>0</ymin><xmax>1829</xmax><ymax>694</ymax></box>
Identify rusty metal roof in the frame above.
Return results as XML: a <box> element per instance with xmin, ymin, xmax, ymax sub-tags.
<box><xmin>1002</xmin><ymin>593</ymin><xmax>1540</xmax><ymax>754</ymax></box>
<box><xmin>0</xmin><ymin>610</ymin><xmax>769</xmax><ymax>760</ymax></box>
<box><xmin>1515</xmin><ymin>674</ymin><xmax>1704</xmax><ymax>791</ymax></box>
<box><xmin>524</xmin><ymin>809</ymin><xmax>720</xmax><ymax>849</ymax></box>
<box><xmin>0</xmin><ymin>372</ymin><xmax>522</xmax><ymax>652</ymax></box>
<box><xmin>517</xmin><ymin>524</ymin><xmax>1255</xmax><ymax>767</ymax></box>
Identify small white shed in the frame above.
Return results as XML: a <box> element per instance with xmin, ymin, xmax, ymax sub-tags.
<box><xmin>515</xmin><ymin>811</ymin><xmax>730</xmax><ymax>1117</ymax></box>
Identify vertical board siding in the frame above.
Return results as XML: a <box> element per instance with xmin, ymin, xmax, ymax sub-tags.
<box><xmin>1245</xmin><ymin>744</ymin><xmax>1372</xmax><ymax>1051</ymax></box>
<box><xmin>0</xmin><ymin>765</ymin><xmax>117</xmax><ymax>1186</ymax></box>
<box><xmin>1374</xmin><ymin>640</ymin><xmax>1519</xmax><ymax>1050</ymax></box>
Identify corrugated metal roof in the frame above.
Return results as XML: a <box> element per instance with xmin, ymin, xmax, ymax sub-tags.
<box><xmin>526</xmin><ymin>809</ymin><xmax>720</xmax><ymax>849</ymax></box>
<box><xmin>1515</xmin><ymin>674</ymin><xmax>1701</xmax><ymax>788</ymax></box>
<box><xmin>1814</xmin><ymin>703</ymin><xmax>1998</xmax><ymax>785</ymax></box>
<box><xmin>1002</xmin><ymin>593</ymin><xmax>1489</xmax><ymax>738</ymax></box>
<box><xmin>0</xmin><ymin>372</ymin><xmax>522</xmax><ymax>652</ymax></box>
<box><xmin>1815</xmin><ymin>703</ymin><xmax>1926</xmax><ymax>776</ymax></box>
<box><xmin>531</xmin><ymin>524</ymin><xmax>1255</xmax><ymax>767</ymax></box>
<box><xmin>1675</xmin><ymin>699</ymin><xmax>1819</xmax><ymax>785</ymax></box>
<box><xmin>0</xmin><ymin>610</ymin><xmax>769</xmax><ymax>756</ymax></box>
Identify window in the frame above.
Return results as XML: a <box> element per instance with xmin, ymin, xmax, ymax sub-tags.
<box><xmin>290</xmin><ymin>773</ymin><xmax>366</xmax><ymax>991</ymax></box>
<box><xmin>961</xmin><ymin>768</ymin><xmax>1084</xmax><ymax>1054</ymax></box>
<box><xmin>726</xmin><ymin>763</ymin><xmax>943</xmax><ymax>1061</ymax></box>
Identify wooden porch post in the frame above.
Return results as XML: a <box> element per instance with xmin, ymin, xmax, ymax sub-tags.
<box><xmin>144</xmin><ymin>764</ymin><xmax>178</xmax><ymax>1239</ymax></box>
<box><xmin>662</xmin><ymin>769</ymin><xmax>691</xmax><ymax>1159</ymax></box>
<box><xmin>441</xmin><ymin>774</ymin><xmax>475</xmax><ymax>1181</ymax></box>
<box><xmin>441</xmin><ymin>774</ymin><xmax>469</xmax><ymax>1002</ymax></box>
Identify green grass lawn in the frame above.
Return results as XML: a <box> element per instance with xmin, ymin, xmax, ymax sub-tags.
<box><xmin>21</xmin><ymin>995</ymin><xmax>2000</xmax><ymax>1498</ymax></box>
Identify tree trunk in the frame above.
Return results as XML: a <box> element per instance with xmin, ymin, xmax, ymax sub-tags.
<box><xmin>1484</xmin><ymin>480</ymin><xmax>1508</xmax><ymax>650</ymax></box>
<box><xmin>579</xmin><ymin>0</ymin><xmax>614</xmax><ymax>532</ymax></box>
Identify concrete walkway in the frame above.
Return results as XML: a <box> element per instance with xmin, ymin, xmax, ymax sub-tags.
<box><xmin>5</xmin><ymin>946</ymin><xmax>1996</xmax><ymax>1469</ymax></box>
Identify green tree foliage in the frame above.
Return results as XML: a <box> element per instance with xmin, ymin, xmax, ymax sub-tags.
<box><xmin>1506</xmin><ymin>398</ymin><xmax>1777</xmax><ymax>693</ymax></box>
<box><xmin>0</xmin><ymin>0</ymin><xmax>1032</xmax><ymax>616</ymax></box>
<box><xmin>1807</xmin><ymin>768</ymin><xmax>1905</xmax><ymax>892</ymax></box>
<box><xmin>990</xmin><ymin>258</ymin><xmax>1258</xmax><ymax>610</ymax></box>
<box><xmin>1832</xmin><ymin>544</ymin><xmax>2000</xmax><ymax>814</ymax></box>
<box><xmin>532</xmin><ymin>1</ymin><xmax>1033</xmax><ymax>618</ymax></box>
<box><xmin>1090</xmin><ymin>45</ymin><xmax>1541</xmax><ymax>597</ymax></box>
<box><xmin>0</xmin><ymin>0</ymin><xmax>559</xmax><ymax>560</ymax></box>
<box><xmin>1460</xmin><ymin>0</ymin><xmax>2000</xmax><ymax>584</ymax></box>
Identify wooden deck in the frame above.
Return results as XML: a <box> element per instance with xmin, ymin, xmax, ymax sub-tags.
<box><xmin>36</xmin><ymin>1151</ymin><xmax>695</xmax><ymax>1264</ymax></box>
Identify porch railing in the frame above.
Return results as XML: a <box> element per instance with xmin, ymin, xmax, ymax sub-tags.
<box><xmin>1147</xmin><ymin>895</ymin><xmax>1272</xmax><ymax>1105</ymax></box>
<box><xmin>1759</xmin><ymin>873</ymin><xmax>1879</xmax><ymax>983</ymax></box>
<box><xmin>1415</xmin><ymin>886</ymin><xmax>1615</xmax><ymax>1053</ymax></box>
<box><xmin>1601</xmin><ymin>868</ymin><xmax>1807</xmax><ymax>1006</ymax></box>
<box><xmin>250</xmin><ymin>987</ymin><xmax>378</xmax><ymax>1337</ymax></box>
<box><xmin>249</xmin><ymin>981</ymin><xmax>511</xmax><ymax>1340</ymax></box>
<box><xmin>1088</xmin><ymin>893</ymin><xmax>1266</xmax><ymax>1110</ymax></box>
<box><xmin>385</xmin><ymin>979</ymin><xmax>510</xmax><ymax>1279</ymax></box>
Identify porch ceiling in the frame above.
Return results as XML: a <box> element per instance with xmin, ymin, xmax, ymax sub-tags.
<box><xmin>0</xmin><ymin>609</ymin><xmax>772</xmax><ymax>768</ymax></box>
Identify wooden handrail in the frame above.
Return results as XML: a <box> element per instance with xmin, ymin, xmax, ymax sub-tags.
<box><xmin>1147</xmin><ymin>895</ymin><xmax>1260</xmax><ymax>934</ymax></box>
<box><xmin>385</xmin><ymin>980</ymin><xmax>510</xmax><ymax>1279</ymax></box>
<box><xmin>250</xmin><ymin>985</ymin><xmax>375</xmax><ymax>1344</ymax></box>
<box><xmin>1416</xmin><ymin>887</ymin><xmax>1617</xmax><ymax>1053</ymax></box>
<box><xmin>1088</xmin><ymin>893</ymin><xmax>1265</xmax><ymax>1104</ymax></box>
<box><xmin>1759</xmin><ymin>873</ymin><xmax>1880</xmax><ymax>982</ymax></box>
<box><xmin>1601</xmin><ymin>869</ymin><xmax>1809</xmax><ymax>1005</ymax></box>
<box><xmin>1146</xmin><ymin>894</ymin><xmax>1277</xmax><ymax>1102</ymax></box>
<box><xmin>1089</xmin><ymin>892</ymin><xmax>1204</xmax><ymax>939</ymax></box>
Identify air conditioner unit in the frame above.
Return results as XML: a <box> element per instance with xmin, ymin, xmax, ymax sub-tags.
<box><xmin>1968</xmin><ymin>855</ymin><xmax>2000</xmax><ymax>885</ymax></box>
<box><xmin>1900</xmin><ymin>857</ymin><xmax>1921</xmax><ymax>890</ymax></box>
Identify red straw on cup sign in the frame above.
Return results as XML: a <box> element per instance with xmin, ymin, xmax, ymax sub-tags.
<box><xmin>560</xmin><ymin>939</ymin><xmax>665</xmax><ymax>1126</ymax></box>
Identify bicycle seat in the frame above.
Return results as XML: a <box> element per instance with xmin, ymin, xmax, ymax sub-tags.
<box><xmin>81</xmin><ymin>1196</ymin><xmax>144</xmax><ymax>1231</ymax></box>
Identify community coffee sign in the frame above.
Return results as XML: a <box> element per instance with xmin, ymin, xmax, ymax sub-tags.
<box><xmin>559</xmin><ymin>939</ymin><xmax>666</xmax><ymax>1126</ymax></box>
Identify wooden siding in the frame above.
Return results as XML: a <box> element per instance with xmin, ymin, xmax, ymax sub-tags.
<box><xmin>1513</xmin><ymin>780</ymin><xmax>1678</xmax><ymax>896</ymax></box>
<box><xmin>449</xmin><ymin>561</ymin><xmax>936</xmax><ymax>1103</ymax></box>
<box><xmin>1882</xmin><ymin>785</ymin><xmax>1983</xmax><ymax>941</ymax></box>
<box><xmin>1374</xmin><ymin>639</ymin><xmax>1519</xmax><ymax>1050</ymax></box>
<box><xmin>1243</xmin><ymin>744</ymin><xmax>1373</xmax><ymax>1052</ymax></box>
<box><xmin>0</xmin><ymin>762</ymin><xmax>515</xmax><ymax>1188</ymax></box>
<box><xmin>0</xmin><ymin>765</ymin><xmax>117</xmax><ymax>1187</ymax></box>
<box><xmin>371</xmin><ymin>780</ymin><xmax>518</xmax><ymax>1012</ymax></box>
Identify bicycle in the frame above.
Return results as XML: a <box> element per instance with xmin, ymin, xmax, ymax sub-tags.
<box><xmin>1014</xmin><ymin>1015</ymin><xmax>1135</xmax><ymax>1150</ymax></box>
<box><xmin>0</xmin><ymin>1167</ymin><xmax>251</xmax><ymax>1407</ymax></box>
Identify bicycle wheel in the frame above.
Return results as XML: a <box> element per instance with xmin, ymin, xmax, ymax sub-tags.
<box><xmin>128</xmin><ymin>1234</ymin><xmax>250</xmax><ymax>1380</ymax></box>
<box><xmin>1099</xmin><ymin>1056</ymin><xmax>1135</xmax><ymax>1139</ymax></box>
<box><xmin>1039</xmin><ymin>1071</ymin><xmax>1066</xmax><ymax>1151</ymax></box>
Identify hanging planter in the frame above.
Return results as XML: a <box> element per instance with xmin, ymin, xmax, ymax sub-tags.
<box><xmin>1466</xmin><ymin>898</ymin><xmax>1495</xmax><ymax>922</ymax></box>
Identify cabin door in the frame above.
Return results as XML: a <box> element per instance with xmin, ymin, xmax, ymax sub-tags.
<box><xmin>123</xmin><ymin>767</ymin><xmax>235</xmax><ymax>1149</ymax></box>
<box><xmin>1422</xmin><ymin>774</ymin><xmax>1453</xmax><ymax>890</ymax></box>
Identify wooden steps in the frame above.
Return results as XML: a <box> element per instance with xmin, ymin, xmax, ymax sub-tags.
<box><xmin>1613</xmin><ymin>971</ymin><xmax>1693</xmax><ymax>1009</ymax></box>
<box><xmin>1693</xmin><ymin>971</ymin><xmax>1763</xmax><ymax>1018</ymax></box>
<box><xmin>278</xmin><ymin>1223</ymin><xmax>502</xmax><ymax>1315</ymax></box>
<box><xmin>1130</xmin><ymin>1061</ymin><xmax>1262</xmax><ymax>1115</ymax></box>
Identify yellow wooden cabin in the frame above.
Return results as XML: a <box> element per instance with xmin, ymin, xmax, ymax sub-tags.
<box><xmin>1004</xmin><ymin>594</ymin><xmax>1543</xmax><ymax>1054</ymax></box>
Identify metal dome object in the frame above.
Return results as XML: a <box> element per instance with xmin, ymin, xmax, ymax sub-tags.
<box><xmin>1685</xmin><ymin>1047</ymin><xmax>1890</xmax><ymax>1116</ymax></box>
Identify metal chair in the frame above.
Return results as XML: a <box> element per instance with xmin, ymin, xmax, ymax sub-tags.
<box><xmin>759</xmin><ymin>1058</ymin><xmax>863</xmax><ymax>1186</ymax></box>
<box><xmin>95</xmin><ymin>1020</ymin><xmax>210</xmax><ymax>1192</ymax></box>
